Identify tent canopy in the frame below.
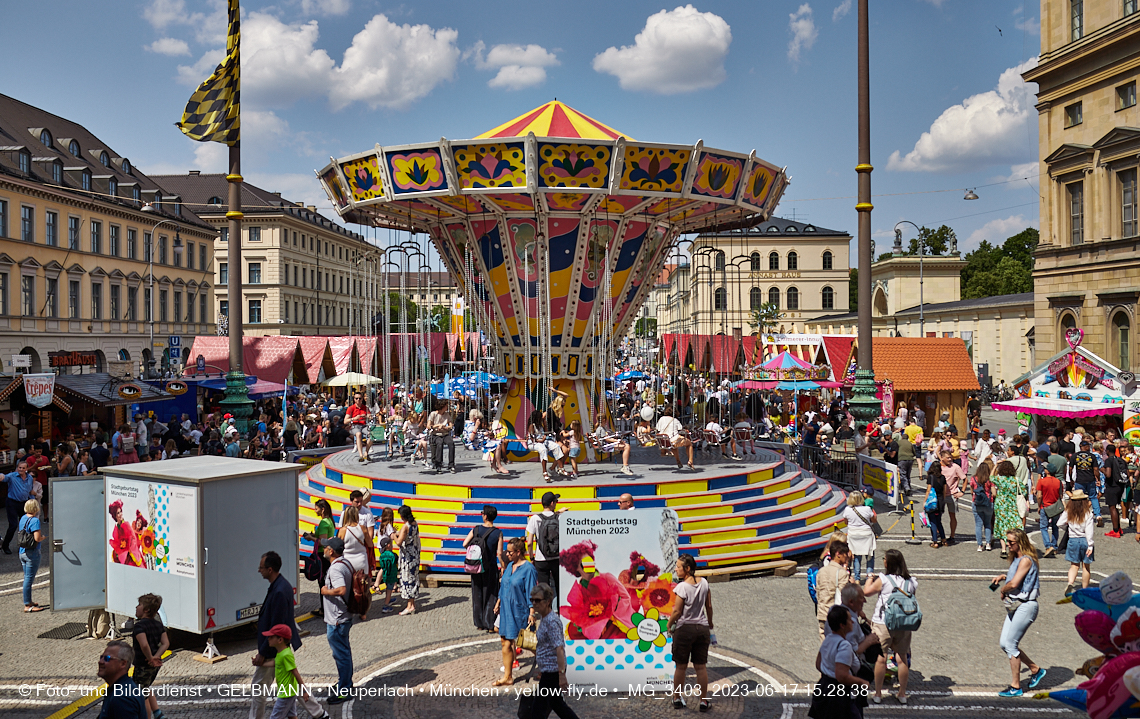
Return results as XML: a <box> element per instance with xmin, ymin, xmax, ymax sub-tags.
<box><xmin>323</xmin><ymin>372</ymin><xmax>383</xmax><ymax>387</ymax></box>
<box><xmin>992</xmin><ymin>397</ymin><xmax>1122</xmax><ymax>418</ymax></box>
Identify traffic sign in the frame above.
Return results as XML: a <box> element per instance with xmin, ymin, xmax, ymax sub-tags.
<box><xmin>170</xmin><ymin>347</ymin><xmax>182</xmax><ymax>359</ymax></box>
<box><xmin>168</xmin><ymin>336</ymin><xmax>182</xmax><ymax>347</ymax></box>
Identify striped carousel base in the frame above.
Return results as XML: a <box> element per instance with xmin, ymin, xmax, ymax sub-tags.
<box><xmin>298</xmin><ymin>445</ymin><xmax>848</xmax><ymax>571</ymax></box>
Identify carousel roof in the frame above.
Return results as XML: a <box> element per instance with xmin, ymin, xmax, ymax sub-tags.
<box><xmin>475</xmin><ymin>101</ymin><xmax>631</xmax><ymax>141</ymax></box>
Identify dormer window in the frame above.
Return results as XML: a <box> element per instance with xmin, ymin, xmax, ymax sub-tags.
<box><xmin>51</xmin><ymin>161</ymin><xmax>62</xmax><ymax>184</ymax></box>
<box><xmin>39</xmin><ymin>129</ymin><xmax>51</xmax><ymax>147</ymax></box>
<box><xmin>18</xmin><ymin>150</ymin><xmax>30</xmax><ymax>174</ymax></box>
<box><xmin>81</xmin><ymin>170</ymin><xmax>91</xmax><ymax>191</ymax></box>
<box><xmin>121</xmin><ymin>159</ymin><xmax>131</xmax><ymax>175</ymax></box>
<box><xmin>207</xmin><ymin>196</ymin><xmax>223</xmax><ymax>206</ymax></box>
<box><xmin>803</xmin><ymin>225</ymin><xmax>816</xmax><ymax>232</ymax></box>
<box><xmin>766</xmin><ymin>226</ymin><xmax>779</xmax><ymax>233</ymax></box>
<box><xmin>69</xmin><ymin>140</ymin><xmax>80</xmax><ymax>156</ymax></box>
<box><xmin>99</xmin><ymin>151</ymin><xmax>109</xmax><ymax>167</ymax></box>
<box><xmin>174</xmin><ymin>201</ymin><xmax>181</xmax><ymax>217</ymax></box>
<box><xmin>132</xmin><ymin>186</ymin><xmax>140</xmax><ymax>202</ymax></box>
<box><xmin>785</xmin><ymin>226</ymin><xmax>798</xmax><ymax>234</ymax></box>
<box><xmin>109</xmin><ymin>178</ymin><xmax>118</xmax><ymax>197</ymax></box>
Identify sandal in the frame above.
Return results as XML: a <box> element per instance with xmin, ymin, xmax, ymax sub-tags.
<box><xmin>543</xmin><ymin>472</ymin><xmax>552</xmax><ymax>483</ymax></box>
<box><xmin>699</xmin><ymin>698</ymin><xmax>711</xmax><ymax>712</ymax></box>
<box><xmin>24</xmin><ymin>605</ymin><xmax>45</xmax><ymax>613</ymax></box>
<box><xmin>491</xmin><ymin>678</ymin><xmax>512</xmax><ymax>687</ymax></box>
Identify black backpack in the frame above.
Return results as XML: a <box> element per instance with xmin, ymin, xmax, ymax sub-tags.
<box><xmin>536</xmin><ymin>512</ymin><xmax>559</xmax><ymax>560</ymax></box>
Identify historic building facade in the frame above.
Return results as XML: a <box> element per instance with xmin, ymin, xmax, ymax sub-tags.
<box><xmin>0</xmin><ymin>94</ymin><xmax>216</xmax><ymax>376</ymax></box>
<box><xmin>1024</xmin><ymin>0</ymin><xmax>1140</xmax><ymax>371</ymax></box>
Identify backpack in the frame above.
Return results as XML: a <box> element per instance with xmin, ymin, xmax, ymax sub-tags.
<box><xmin>464</xmin><ymin>526</ymin><xmax>499</xmax><ymax>574</ymax></box>
<box><xmin>972</xmin><ymin>479</ymin><xmax>993</xmax><ymax>509</ymax></box>
<box><xmin>882</xmin><ymin>576</ymin><xmax>922</xmax><ymax>632</ymax></box>
<box><xmin>536</xmin><ymin>512</ymin><xmax>559</xmax><ymax>560</ymax></box>
<box><xmin>806</xmin><ymin>558</ymin><xmax>824</xmax><ymax>605</ymax></box>
<box><xmin>17</xmin><ymin>516</ymin><xmax>37</xmax><ymax>550</ymax></box>
<box><xmin>121</xmin><ymin>434</ymin><xmax>135</xmax><ymax>453</ymax></box>
<box><xmin>338</xmin><ymin>560</ymin><xmax>372</xmax><ymax>616</ymax></box>
<box><xmin>303</xmin><ymin>549</ymin><xmax>322</xmax><ymax>581</ymax></box>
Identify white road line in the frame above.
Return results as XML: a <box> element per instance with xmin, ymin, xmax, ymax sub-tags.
<box><xmin>0</xmin><ymin>570</ymin><xmax>48</xmax><ymax>587</ymax></box>
<box><xmin>356</xmin><ymin>637</ymin><xmax>500</xmax><ymax>684</ymax></box>
<box><xmin>0</xmin><ymin>580</ymin><xmax>48</xmax><ymax>596</ymax></box>
<box><xmin>706</xmin><ymin>650</ymin><xmax>783</xmax><ymax>689</ymax></box>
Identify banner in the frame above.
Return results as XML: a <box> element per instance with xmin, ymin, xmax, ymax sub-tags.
<box><xmin>857</xmin><ymin>454</ymin><xmax>899</xmax><ymax>507</ymax></box>
<box><xmin>1125</xmin><ymin>398</ymin><xmax>1140</xmax><ymax>448</ymax></box>
<box><xmin>559</xmin><ymin>508</ymin><xmax>680</xmax><ymax>692</ymax></box>
<box><xmin>106</xmin><ymin>478</ymin><xmax>198</xmax><ymax>579</ymax></box>
<box><xmin>23</xmin><ymin>373</ymin><xmax>55</xmax><ymax>408</ymax></box>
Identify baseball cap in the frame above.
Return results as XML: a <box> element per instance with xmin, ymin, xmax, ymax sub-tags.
<box><xmin>378</xmin><ymin>535</ymin><xmax>392</xmax><ymax>550</ymax></box>
<box><xmin>324</xmin><ymin>537</ymin><xmax>346</xmax><ymax>554</ymax></box>
<box><xmin>223</xmin><ymin>413</ymin><xmax>233</xmax><ymax>419</ymax></box>
<box><xmin>541</xmin><ymin>491</ymin><xmax>560</xmax><ymax>506</ymax></box>
<box><xmin>261</xmin><ymin>623</ymin><xmax>292</xmax><ymax>640</ymax></box>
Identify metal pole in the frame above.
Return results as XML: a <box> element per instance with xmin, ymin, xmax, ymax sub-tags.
<box><xmin>148</xmin><ymin>235</ymin><xmax>154</xmax><ymax>379</ymax></box>
<box><xmin>919</xmin><ymin>237</ymin><xmax>924</xmax><ymax>337</ymax></box>
<box><xmin>219</xmin><ymin>143</ymin><xmax>253</xmax><ymax>430</ymax></box>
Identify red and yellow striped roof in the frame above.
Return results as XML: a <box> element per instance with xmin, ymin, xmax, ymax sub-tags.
<box><xmin>475</xmin><ymin>101</ymin><xmax>632</xmax><ymax>140</ymax></box>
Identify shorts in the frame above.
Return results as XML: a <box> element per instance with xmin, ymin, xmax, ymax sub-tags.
<box><xmin>944</xmin><ymin>494</ymin><xmax>958</xmax><ymax>514</ymax></box>
<box><xmin>133</xmin><ymin>663</ymin><xmax>161</xmax><ymax>689</ymax></box>
<box><xmin>569</xmin><ymin>447</ymin><xmax>581</xmax><ymax>459</ymax></box>
<box><xmin>671</xmin><ymin>623</ymin><xmax>710</xmax><ymax>665</ymax></box>
<box><xmin>1104</xmin><ymin>486</ymin><xmax>1124</xmax><ymax>507</ymax></box>
<box><xmin>872</xmin><ymin>622</ymin><xmax>912</xmax><ymax>657</ymax></box>
<box><xmin>350</xmin><ymin>426</ymin><xmax>363</xmax><ymax>437</ymax></box>
<box><xmin>1066</xmin><ymin>536</ymin><xmax>1094</xmax><ymax>564</ymax></box>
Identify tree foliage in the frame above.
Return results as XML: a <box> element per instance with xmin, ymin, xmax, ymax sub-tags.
<box><xmin>748</xmin><ymin>302</ymin><xmax>783</xmax><ymax>333</ymax></box>
<box><xmin>848</xmin><ymin>267</ymin><xmax>858</xmax><ymax>311</ymax></box>
<box><xmin>960</xmin><ymin>227</ymin><xmax>1038</xmax><ymax>299</ymax></box>
<box><xmin>635</xmin><ymin>317</ymin><xmax>658</xmax><ymax>337</ymax></box>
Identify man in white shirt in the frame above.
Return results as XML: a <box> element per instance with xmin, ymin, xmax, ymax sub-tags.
<box><xmin>704</xmin><ymin>419</ymin><xmax>741</xmax><ymax>460</ymax></box>
<box><xmin>134</xmin><ymin>414</ymin><xmax>149</xmax><ymax>450</ymax></box>
<box><xmin>656</xmin><ymin>409</ymin><xmax>694</xmax><ymax>469</ymax></box>
<box><xmin>345</xmin><ymin>488</ymin><xmax>374</xmax><ymax>541</ymax></box>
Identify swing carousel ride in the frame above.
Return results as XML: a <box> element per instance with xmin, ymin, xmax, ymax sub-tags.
<box><xmin>317</xmin><ymin>101</ymin><xmax>789</xmax><ymax>442</ymax></box>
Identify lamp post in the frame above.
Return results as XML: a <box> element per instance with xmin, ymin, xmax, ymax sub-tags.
<box><xmin>138</xmin><ymin>209</ymin><xmax>183</xmax><ymax>379</ymax></box>
<box><xmin>893</xmin><ymin>219</ymin><xmax>924</xmax><ymax>336</ymax></box>
<box><xmin>848</xmin><ymin>0</ymin><xmax>882</xmax><ymax>424</ymax></box>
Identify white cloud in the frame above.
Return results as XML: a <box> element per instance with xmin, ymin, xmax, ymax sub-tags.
<box><xmin>330</xmin><ymin>14</ymin><xmax>460</xmax><ymax>110</ymax></box>
<box><xmin>833</xmin><ymin>0</ymin><xmax>851</xmax><ymax>21</ymax></box>
<box><xmin>999</xmin><ymin>162</ymin><xmax>1040</xmax><ymax>190</ymax></box>
<box><xmin>787</xmin><ymin>4</ymin><xmax>818</xmax><ymax>64</ymax></box>
<box><xmin>592</xmin><ymin>5</ymin><xmax>732</xmax><ymax>94</ymax></box>
<box><xmin>176</xmin><ymin>49</ymin><xmax>225</xmax><ymax>87</ymax></box>
<box><xmin>964</xmin><ymin>214</ymin><xmax>1038</xmax><ymax>252</ymax></box>
<box><xmin>1015</xmin><ymin>15</ymin><xmax>1040</xmax><ymax>34</ymax></box>
<box><xmin>887</xmin><ymin>57</ymin><xmax>1039</xmax><ymax>173</ymax></box>
<box><xmin>302</xmin><ymin>0</ymin><xmax>351</xmax><ymax>16</ymax></box>
<box><xmin>241</xmin><ymin>13</ymin><xmax>336</xmax><ymax>108</ymax></box>
<box><xmin>471</xmin><ymin>42</ymin><xmax>559</xmax><ymax>90</ymax></box>
<box><xmin>146</xmin><ymin>37</ymin><xmax>191</xmax><ymax>56</ymax></box>
<box><xmin>142</xmin><ymin>0</ymin><xmax>226</xmax><ymax>45</ymax></box>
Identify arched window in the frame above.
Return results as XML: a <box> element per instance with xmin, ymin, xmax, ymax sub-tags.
<box><xmin>787</xmin><ymin>251</ymin><xmax>798</xmax><ymax>270</ymax></box>
<box><xmin>207</xmin><ymin>196</ymin><xmax>223</xmax><ymax>206</ymax></box>
<box><xmin>822</xmin><ymin>286</ymin><xmax>834</xmax><ymax>310</ymax></box>
<box><xmin>787</xmin><ymin>286</ymin><xmax>800</xmax><ymax>310</ymax></box>
<box><xmin>750</xmin><ymin>252</ymin><xmax>762</xmax><ymax>271</ymax></box>
<box><xmin>1112</xmin><ymin>311</ymin><xmax>1131</xmax><ymax>370</ymax></box>
<box><xmin>714</xmin><ymin>250</ymin><xmax>725</xmax><ymax>271</ymax></box>
<box><xmin>118</xmin><ymin>348</ymin><xmax>131</xmax><ymax>361</ymax></box>
<box><xmin>822</xmin><ymin>251</ymin><xmax>833</xmax><ymax>270</ymax></box>
<box><xmin>39</xmin><ymin>129</ymin><xmax>51</xmax><ymax>147</ymax></box>
<box><xmin>749</xmin><ymin>287</ymin><xmax>763</xmax><ymax>310</ymax></box>
<box><xmin>768</xmin><ymin>252</ymin><xmax>779</xmax><ymax>270</ymax></box>
<box><xmin>768</xmin><ymin>287</ymin><xmax>780</xmax><ymax>309</ymax></box>
<box><xmin>121</xmin><ymin>159</ymin><xmax>131</xmax><ymax>175</ymax></box>
<box><xmin>714</xmin><ymin>287</ymin><xmax>727</xmax><ymax>310</ymax></box>
<box><xmin>69</xmin><ymin>139</ymin><xmax>80</xmax><ymax>156</ymax></box>
<box><xmin>99</xmin><ymin>151</ymin><xmax>109</xmax><ymax>167</ymax></box>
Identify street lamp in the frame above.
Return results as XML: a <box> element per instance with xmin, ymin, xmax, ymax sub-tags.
<box><xmin>893</xmin><ymin>220</ymin><xmax>924</xmax><ymax>337</ymax></box>
<box><xmin>140</xmin><ymin>204</ymin><xmax>184</xmax><ymax>379</ymax></box>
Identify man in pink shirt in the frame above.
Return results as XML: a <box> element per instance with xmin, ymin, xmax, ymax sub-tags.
<box><xmin>939</xmin><ymin>450</ymin><xmax>967</xmax><ymax>544</ymax></box>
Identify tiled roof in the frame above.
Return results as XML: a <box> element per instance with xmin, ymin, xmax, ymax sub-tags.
<box><xmin>871</xmin><ymin>337</ymin><xmax>980</xmax><ymax>392</ymax></box>
<box><xmin>697</xmin><ymin>216</ymin><xmax>849</xmax><ymax>238</ymax></box>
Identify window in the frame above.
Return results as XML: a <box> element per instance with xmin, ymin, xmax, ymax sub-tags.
<box><xmin>51</xmin><ymin>162</ymin><xmax>62</xmax><ymax>184</ymax></box>
<box><xmin>207</xmin><ymin>196</ymin><xmax>222</xmax><ymax>206</ymax></box>
<box><xmin>69</xmin><ymin>217</ymin><xmax>80</xmax><ymax>250</ymax></box>
<box><xmin>132</xmin><ymin>186</ymin><xmax>140</xmax><ymax>203</ymax></box>
<box><xmin>302</xmin><ymin>303</ymin><xmax>307</xmax><ymax>324</ymax></box>
<box><xmin>219</xmin><ymin>300</ymin><xmax>228</xmax><ymax>318</ymax></box>
<box><xmin>822</xmin><ymin>285</ymin><xmax>835</xmax><ymax>310</ymax></box>
<box><xmin>174</xmin><ymin>201</ymin><xmax>181</xmax><ymax>217</ymax></box>
<box><xmin>159</xmin><ymin>289</ymin><xmax>167</xmax><ymax>322</ymax></box>
<box><xmin>69</xmin><ymin>140</ymin><xmax>80</xmax><ymax>156</ymax></box>
<box><xmin>1121</xmin><ymin>81</ymin><xmax>1138</xmax><ymax>110</ymax></box>
<box><xmin>45</xmin><ymin>211</ymin><xmax>57</xmax><ymax>246</ymax></box>
<box><xmin>1113</xmin><ymin>312</ymin><xmax>1131</xmax><ymax>370</ymax></box>
<box><xmin>302</xmin><ymin>267</ymin><xmax>307</xmax><ymax>288</ymax></box>
<box><xmin>21</xmin><ymin>206</ymin><xmax>33</xmax><ymax>242</ymax></box>
<box><xmin>18</xmin><ymin>150</ymin><xmax>30</xmax><ymax>174</ymax></box>
<box><xmin>249</xmin><ymin>299</ymin><xmax>262</xmax><ymax>323</ymax></box>
<box><xmin>0</xmin><ymin>200</ymin><xmax>6</xmax><ymax>238</ymax></box>
<box><xmin>122</xmin><ymin>159</ymin><xmax>131</xmax><ymax>174</ymax></box>
<box><xmin>200</xmin><ymin>293</ymin><xmax>207</xmax><ymax>323</ymax></box>
<box><xmin>186</xmin><ymin>293</ymin><xmax>195</xmax><ymax>323</ymax></box>
<box><xmin>99</xmin><ymin>151</ymin><xmax>109</xmax><ymax>167</ymax></box>
<box><xmin>749</xmin><ymin>287</ymin><xmax>763</xmax><ymax>310</ymax></box>
<box><xmin>108</xmin><ymin>225</ymin><xmax>119</xmax><ymax>256</ymax></box>
<box><xmin>714</xmin><ymin>251</ymin><xmax>725</xmax><ymax>271</ymax></box>
<box><xmin>91</xmin><ymin>282</ymin><xmax>102</xmax><ymax>320</ymax></box>
<box><xmin>787</xmin><ymin>286</ymin><xmax>800</xmax><ymax>310</ymax></box>
<box><xmin>768</xmin><ymin>252</ymin><xmax>779</xmax><ymax>271</ymax></box>
<box><xmin>787</xmin><ymin>251</ymin><xmax>798</xmax><ymax>270</ymax></box>
<box><xmin>1128</xmin><ymin>0</ymin><xmax>1138</xmax><ymax>16</ymax></box>
<box><xmin>127</xmin><ymin>228</ymin><xmax>136</xmax><ymax>259</ymax></box>
<box><xmin>127</xmin><ymin>287</ymin><xmax>137</xmax><ymax>321</ymax></box>
<box><xmin>1072</xmin><ymin>0</ymin><xmax>1083</xmax><ymax>40</ymax></box>
<box><xmin>187</xmin><ymin>242</ymin><xmax>194</xmax><ymax>269</ymax></box>
<box><xmin>1124</xmin><ymin>169</ymin><xmax>1138</xmax><ymax>238</ymax></box>
<box><xmin>249</xmin><ymin>262</ymin><xmax>261</xmax><ymax>284</ymax></box>
<box><xmin>220</xmin><ymin>228</ymin><xmax>228</xmax><ymax>243</ymax></box>
<box><xmin>159</xmin><ymin>235</ymin><xmax>167</xmax><ymax>264</ymax></box>
<box><xmin>69</xmin><ymin>280</ymin><xmax>79</xmax><ymax>318</ymax></box>
<box><xmin>768</xmin><ymin>287</ymin><xmax>780</xmax><ymax>309</ymax></box>
<box><xmin>199</xmin><ymin>244</ymin><xmax>206</xmax><ymax>270</ymax></box>
<box><xmin>1065</xmin><ymin>102</ymin><xmax>1083</xmax><ymax>127</ymax></box>
<box><xmin>249</xmin><ymin>226</ymin><xmax>261</xmax><ymax>242</ymax></box>
<box><xmin>90</xmin><ymin>220</ymin><xmax>101</xmax><ymax>253</ymax></box>
<box><xmin>219</xmin><ymin>263</ymin><xmax>228</xmax><ymax>284</ymax></box>
<box><xmin>110</xmin><ymin>284</ymin><xmax>120</xmax><ymax>320</ymax></box>
<box><xmin>293</xmin><ymin>232</ymin><xmax>297</xmax><ymax>246</ymax></box>
<box><xmin>144</xmin><ymin>287</ymin><xmax>152</xmax><ymax>322</ymax></box>
<box><xmin>172</xmin><ymin>292</ymin><xmax>181</xmax><ymax>324</ymax></box>
<box><xmin>45</xmin><ymin>278</ymin><xmax>57</xmax><ymax>318</ymax></box>
<box><xmin>108</xmin><ymin>178</ymin><xmax>117</xmax><ymax>197</ymax></box>
<box><xmin>39</xmin><ymin>129</ymin><xmax>51</xmax><ymax>146</ymax></box>
<box><xmin>822</xmin><ymin>250</ymin><xmax>833</xmax><ymax>270</ymax></box>
<box><xmin>285</xmin><ymin>300</ymin><xmax>290</xmax><ymax>322</ymax></box>
<box><xmin>293</xmin><ymin>301</ymin><xmax>297</xmax><ymax>322</ymax></box>
<box><xmin>0</xmin><ymin>273</ymin><xmax>7</xmax><ymax>315</ymax></box>
<box><xmin>81</xmin><ymin>170</ymin><xmax>91</xmax><ymax>191</ymax></box>
<box><xmin>713</xmin><ymin>287</ymin><xmax>727</xmax><ymax>311</ymax></box>
<box><xmin>1069</xmin><ymin>181</ymin><xmax>1085</xmax><ymax>245</ymax></box>
<box><xmin>143</xmin><ymin>232</ymin><xmax>152</xmax><ymax>262</ymax></box>
<box><xmin>21</xmin><ymin>276</ymin><xmax>34</xmax><ymax>316</ymax></box>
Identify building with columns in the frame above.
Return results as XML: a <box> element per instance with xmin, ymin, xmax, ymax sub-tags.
<box><xmin>1024</xmin><ymin>0</ymin><xmax>1140</xmax><ymax>371</ymax></box>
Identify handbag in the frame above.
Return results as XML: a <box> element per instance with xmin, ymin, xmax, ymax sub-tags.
<box><xmin>1016</xmin><ymin>494</ymin><xmax>1029</xmax><ymax>520</ymax></box>
<box><xmin>1058</xmin><ymin>527</ymin><xmax>1070</xmax><ymax>552</ymax></box>
<box><xmin>516</xmin><ymin>623</ymin><xmax>538</xmax><ymax>652</ymax></box>
<box><xmin>852</xmin><ymin>506</ymin><xmax>883</xmax><ymax>537</ymax></box>
<box><xmin>1044</xmin><ymin>498</ymin><xmax>1066</xmax><ymax>519</ymax></box>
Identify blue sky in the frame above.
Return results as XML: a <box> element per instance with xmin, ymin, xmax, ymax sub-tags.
<box><xmin>1</xmin><ymin>0</ymin><xmax>1043</xmax><ymax>263</ymax></box>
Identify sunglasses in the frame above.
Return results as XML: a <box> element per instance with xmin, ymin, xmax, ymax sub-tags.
<box><xmin>99</xmin><ymin>654</ymin><xmax>120</xmax><ymax>663</ymax></box>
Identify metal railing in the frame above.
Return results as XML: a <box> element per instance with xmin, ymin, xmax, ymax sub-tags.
<box><xmin>756</xmin><ymin>440</ymin><xmax>859</xmax><ymax>490</ymax></box>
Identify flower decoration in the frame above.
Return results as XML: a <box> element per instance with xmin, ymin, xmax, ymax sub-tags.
<box><xmin>559</xmin><ymin>540</ymin><xmax>598</xmax><ymax>578</ymax></box>
<box><xmin>560</xmin><ymin>572</ymin><xmax>634</xmax><ymax>640</ymax></box>
<box><xmin>625</xmin><ymin>607</ymin><xmax>669</xmax><ymax>652</ymax></box>
<box><xmin>140</xmin><ymin>527</ymin><xmax>156</xmax><ymax>556</ymax></box>
<box><xmin>640</xmin><ymin>576</ymin><xmax>676</xmax><ymax>615</ymax></box>
<box><xmin>618</xmin><ymin>552</ymin><xmax>661</xmax><ymax>611</ymax></box>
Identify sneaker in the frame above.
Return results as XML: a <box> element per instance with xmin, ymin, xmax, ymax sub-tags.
<box><xmin>731</xmin><ymin>454</ymin><xmax>742</xmax><ymax>461</ymax></box>
<box><xmin>1106</xmin><ymin>530</ymin><xmax>1123</xmax><ymax>538</ymax></box>
<box><xmin>1028</xmin><ymin>667</ymin><xmax>1047</xmax><ymax>689</ymax></box>
<box><xmin>621</xmin><ymin>466</ymin><xmax>634</xmax><ymax>475</ymax></box>
<box><xmin>449</xmin><ymin>467</ymin><xmax>457</xmax><ymax>474</ymax></box>
<box><xmin>1096</xmin><ymin>516</ymin><xmax>1105</xmax><ymax>528</ymax></box>
<box><xmin>699</xmin><ymin>698</ymin><xmax>710</xmax><ymax>712</ymax></box>
<box><xmin>998</xmin><ymin>686</ymin><xmax>1023</xmax><ymax>698</ymax></box>
<box><xmin>977</xmin><ymin>546</ymin><xmax>984</xmax><ymax>552</ymax></box>
<box><xmin>672</xmin><ymin>696</ymin><xmax>686</xmax><ymax>709</ymax></box>
<box><xmin>1065</xmin><ymin>583</ymin><xmax>1075</xmax><ymax>597</ymax></box>
<box><xmin>871</xmin><ymin>695</ymin><xmax>882</xmax><ymax>705</ymax></box>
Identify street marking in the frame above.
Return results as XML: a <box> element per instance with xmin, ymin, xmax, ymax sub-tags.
<box><xmin>706</xmin><ymin>650</ymin><xmax>783</xmax><ymax>689</ymax></box>
<box><xmin>0</xmin><ymin>580</ymin><xmax>48</xmax><ymax>597</ymax></box>
<box><xmin>0</xmin><ymin>570</ymin><xmax>48</xmax><ymax>587</ymax></box>
<box><xmin>357</xmin><ymin>637</ymin><xmax>500</xmax><ymax>684</ymax></box>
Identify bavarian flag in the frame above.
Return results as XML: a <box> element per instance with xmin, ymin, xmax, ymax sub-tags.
<box><xmin>176</xmin><ymin>0</ymin><xmax>240</xmax><ymax>145</ymax></box>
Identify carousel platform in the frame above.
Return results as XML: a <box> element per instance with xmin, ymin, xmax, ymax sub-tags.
<box><xmin>298</xmin><ymin>443</ymin><xmax>848</xmax><ymax>572</ymax></box>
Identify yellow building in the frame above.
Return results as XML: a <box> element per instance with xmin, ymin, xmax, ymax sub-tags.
<box><xmin>0</xmin><ymin>94</ymin><xmax>216</xmax><ymax>375</ymax></box>
<box><xmin>1024</xmin><ymin>0</ymin><xmax>1140</xmax><ymax>370</ymax></box>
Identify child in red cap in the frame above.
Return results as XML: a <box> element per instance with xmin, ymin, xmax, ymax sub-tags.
<box><xmin>264</xmin><ymin>624</ymin><xmax>307</xmax><ymax>719</ymax></box>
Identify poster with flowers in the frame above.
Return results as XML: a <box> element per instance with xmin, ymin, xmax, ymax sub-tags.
<box><xmin>559</xmin><ymin>509</ymin><xmax>680</xmax><ymax>691</ymax></box>
<box><xmin>106</xmin><ymin>477</ymin><xmax>198</xmax><ymax>580</ymax></box>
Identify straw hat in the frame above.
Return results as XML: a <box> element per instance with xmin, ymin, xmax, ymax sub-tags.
<box><xmin>1069</xmin><ymin>489</ymin><xmax>1089</xmax><ymax>501</ymax></box>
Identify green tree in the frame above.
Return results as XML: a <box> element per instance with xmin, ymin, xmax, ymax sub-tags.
<box><xmin>635</xmin><ymin>317</ymin><xmax>658</xmax><ymax>337</ymax></box>
<box><xmin>849</xmin><ymin>267</ymin><xmax>858</xmax><ymax>310</ymax></box>
<box><xmin>960</xmin><ymin>227</ymin><xmax>1038</xmax><ymax>298</ymax></box>
<box><xmin>380</xmin><ymin>291</ymin><xmax>419</xmax><ymax>332</ymax></box>
<box><xmin>963</xmin><ymin>255</ymin><xmax>1032</xmax><ymax>299</ymax></box>
<box><xmin>749</xmin><ymin>302</ymin><xmax>783</xmax><ymax>334</ymax></box>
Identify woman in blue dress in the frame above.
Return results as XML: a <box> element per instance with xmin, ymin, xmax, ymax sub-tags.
<box><xmin>494</xmin><ymin>537</ymin><xmax>536</xmax><ymax>686</ymax></box>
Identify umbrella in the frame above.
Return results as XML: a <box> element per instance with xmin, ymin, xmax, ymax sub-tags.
<box><xmin>776</xmin><ymin>380</ymin><xmax>820</xmax><ymax>392</ymax></box>
<box><xmin>463</xmin><ymin>371</ymin><xmax>507</xmax><ymax>384</ymax></box>
<box><xmin>761</xmin><ymin>351</ymin><xmax>812</xmax><ymax>371</ymax></box>
<box><xmin>614</xmin><ymin>370</ymin><xmax>648</xmax><ymax>381</ymax></box>
<box><xmin>322</xmin><ymin>372</ymin><xmax>383</xmax><ymax>387</ymax></box>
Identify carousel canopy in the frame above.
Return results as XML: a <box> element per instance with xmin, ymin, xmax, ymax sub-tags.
<box><xmin>475</xmin><ymin>101</ymin><xmax>630</xmax><ymax>141</ymax></box>
<box><xmin>761</xmin><ymin>351</ymin><xmax>812</xmax><ymax>371</ymax></box>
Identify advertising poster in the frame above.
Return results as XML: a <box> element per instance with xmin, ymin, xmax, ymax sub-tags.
<box><xmin>1125</xmin><ymin>399</ymin><xmax>1140</xmax><ymax>448</ymax></box>
<box><xmin>559</xmin><ymin>508</ymin><xmax>681</xmax><ymax>692</ymax></box>
<box><xmin>858</xmin><ymin>454</ymin><xmax>899</xmax><ymax>507</ymax></box>
<box><xmin>106</xmin><ymin>477</ymin><xmax>198</xmax><ymax>579</ymax></box>
<box><xmin>23</xmin><ymin>373</ymin><xmax>55</xmax><ymax>408</ymax></box>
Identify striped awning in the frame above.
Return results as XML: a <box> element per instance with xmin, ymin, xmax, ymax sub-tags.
<box><xmin>474</xmin><ymin>101</ymin><xmax>632</xmax><ymax>140</ymax></box>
